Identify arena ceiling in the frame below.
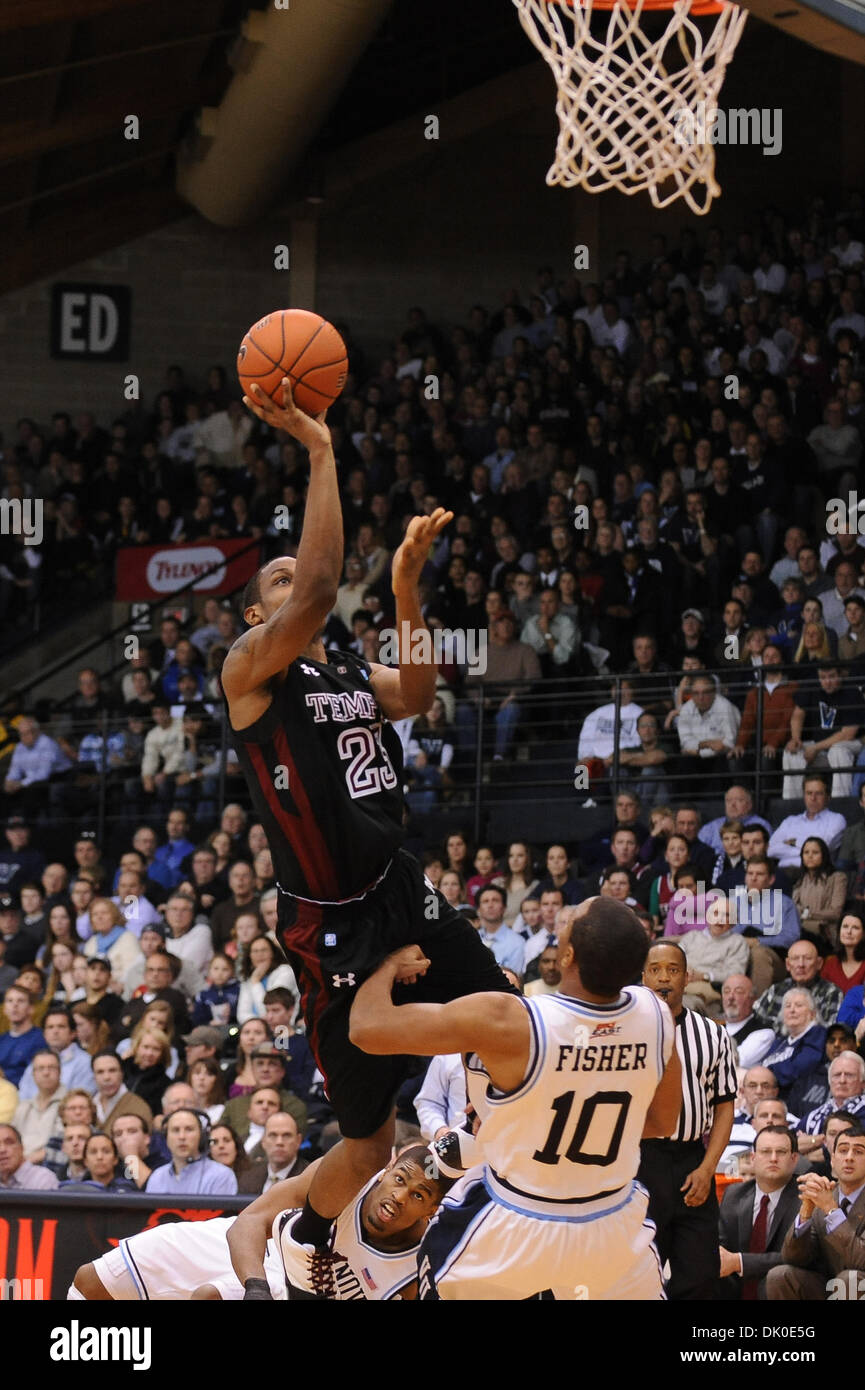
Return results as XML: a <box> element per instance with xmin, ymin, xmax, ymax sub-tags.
<box><xmin>0</xmin><ymin>0</ymin><xmax>863</xmax><ymax>296</ymax></box>
<box><xmin>0</xmin><ymin>0</ymin><xmax>527</xmax><ymax>295</ymax></box>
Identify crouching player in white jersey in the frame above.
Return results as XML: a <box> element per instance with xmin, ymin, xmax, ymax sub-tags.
<box><xmin>227</xmin><ymin>1144</ymin><xmax>453</xmax><ymax>1300</ymax></box>
<box><xmin>350</xmin><ymin>897</ymin><xmax>683</xmax><ymax>1300</ymax></box>
<box><xmin>70</xmin><ymin>1145</ymin><xmax>450</xmax><ymax>1302</ymax></box>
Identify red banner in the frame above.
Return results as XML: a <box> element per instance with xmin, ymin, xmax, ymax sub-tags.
<box><xmin>0</xmin><ymin>1192</ymin><xmax>251</xmax><ymax>1299</ymax></box>
<box><xmin>115</xmin><ymin>539</ymin><xmax>261</xmax><ymax>601</ymax></box>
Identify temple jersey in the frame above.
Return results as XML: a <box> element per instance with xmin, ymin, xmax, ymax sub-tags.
<box><xmin>228</xmin><ymin>651</ymin><xmax>404</xmax><ymax>900</ymax></box>
<box><xmin>472</xmin><ymin>987</ymin><xmax>674</xmax><ymax>1208</ymax></box>
<box><xmin>274</xmin><ymin>1174</ymin><xmax>419</xmax><ymax>1300</ymax></box>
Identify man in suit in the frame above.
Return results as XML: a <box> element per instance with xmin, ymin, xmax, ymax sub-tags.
<box><xmin>808</xmin><ymin>1111</ymin><xmax>865</xmax><ymax>1180</ymax></box>
<box><xmin>767</xmin><ymin>1120</ymin><xmax>865</xmax><ymax>1298</ymax></box>
<box><xmin>91</xmin><ymin>1050</ymin><xmax>153</xmax><ymax>1134</ymax></box>
<box><xmin>247</xmin><ymin>1110</ymin><xmax>308</xmax><ymax>1191</ymax></box>
<box><xmin>718</xmin><ymin>1124</ymin><xmax>800</xmax><ymax>1299</ymax></box>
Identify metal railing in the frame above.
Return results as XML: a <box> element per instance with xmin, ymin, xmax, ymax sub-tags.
<box><xmin>2</xmin><ymin>659</ymin><xmax>830</xmax><ymax>850</ymax></box>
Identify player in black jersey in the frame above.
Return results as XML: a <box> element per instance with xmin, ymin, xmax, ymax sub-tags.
<box><xmin>222</xmin><ymin>379</ymin><xmax>511</xmax><ymax>1279</ymax></box>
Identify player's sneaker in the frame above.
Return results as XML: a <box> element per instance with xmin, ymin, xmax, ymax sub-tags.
<box><xmin>276</xmin><ymin>1210</ymin><xmax>335</xmax><ymax>1300</ymax></box>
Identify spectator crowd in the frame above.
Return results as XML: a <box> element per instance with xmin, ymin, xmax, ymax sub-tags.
<box><xmin>1</xmin><ymin>192</ymin><xmax>865</xmax><ymax>1298</ymax></box>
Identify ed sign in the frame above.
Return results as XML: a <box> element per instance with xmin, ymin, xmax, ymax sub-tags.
<box><xmin>50</xmin><ymin>283</ymin><xmax>131</xmax><ymax>361</ymax></box>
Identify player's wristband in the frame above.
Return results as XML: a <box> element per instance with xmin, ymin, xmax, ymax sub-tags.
<box><xmin>243</xmin><ymin>1277</ymin><xmax>274</xmax><ymax>1300</ymax></box>
<box><xmin>430</xmin><ymin>1128</ymin><xmax>479</xmax><ymax>1179</ymax></box>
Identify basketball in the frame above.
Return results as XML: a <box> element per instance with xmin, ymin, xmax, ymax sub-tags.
<box><xmin>236</xmin><ymin>308</ymin><xmax>348</xmax><ymax>416</ymax></box>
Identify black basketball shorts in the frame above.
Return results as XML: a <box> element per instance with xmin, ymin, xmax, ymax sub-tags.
<box><xmin>276</xmin><ymin>849</ymin><xmax>512</xmax><ymax>1139</ymax></box>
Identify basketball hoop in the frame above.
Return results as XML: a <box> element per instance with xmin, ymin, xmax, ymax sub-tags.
<box><xmin>512</xmin><ymin>0</ymin><xmax>748</xmax><ymax>214</ymax></box>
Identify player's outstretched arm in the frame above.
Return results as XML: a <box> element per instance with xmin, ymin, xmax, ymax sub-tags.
<box><xmin>349</xmin><ymin>946</ymin><xmax>531</xmax><ymax>1092</ymax></box>
<box><xmin>368</xmin><ymin>509</ymin><xmax>453</xmax><ymax>720</ymax></box>
<box><xmin>226</xmin><ymin>1159</ymin><xmax>319</xmax><ymax>1292</ymax></box>
<box><xmin>222</xmin><ymin>380</ymin><xmax>343</xmax><ymax>702</ymax></box>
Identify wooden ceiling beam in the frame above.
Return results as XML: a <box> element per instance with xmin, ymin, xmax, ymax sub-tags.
<box><xmin>0</xmin><ymin>183</ymin><xmax>187</xmax><ymax>295</ymax></box>
<box><xmin>0</xmin><ymin>95</ymin><xmax>193</xmax><ymax>168</ymax></box>
<box><xmin>0</xmin><ymin>0</ymin><xmax>162</xmax><ymax>35</ymax></box>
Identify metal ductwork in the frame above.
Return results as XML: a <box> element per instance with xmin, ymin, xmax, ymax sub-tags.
<box><xmin>177</xmin><ymin>0</ymin><xmax>395</xmax><ymax>227</ymax></box>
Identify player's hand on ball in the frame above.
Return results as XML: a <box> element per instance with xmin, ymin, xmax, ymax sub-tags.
<box><xmin>392</xmin><ymin>509</ymin><xmax>454</xmax><ymax>596</ymax></box>
<box><xmin>243</xmin><ymin>379</ymin><xmax>331</xmax><ymax>452</ymax></box>
<box><xmin>385</xmin><ymin>944</ymin><xmax>431</xmax><ymax>985</ymax></box>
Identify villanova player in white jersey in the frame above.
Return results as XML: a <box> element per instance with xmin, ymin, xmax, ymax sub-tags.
<box><xmin>72</xmin><ymin>1147</ymin><xmax>450</xmax><ymax>1302</ymax></box>
<box><xmin>226</xmin><ymin>1145</ymin><xmax>452</xmax><ymax>1300</ymax></box>
<box><xmin>350</xmin><ymin>898</ymin><xmax>683</xmax><ymax>1300</ymax></box>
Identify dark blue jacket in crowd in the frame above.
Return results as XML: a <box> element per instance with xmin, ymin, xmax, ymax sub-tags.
<box><xmin>191</xmin><ymin>980</ymin><xmax>241</xmax><ymax>1028</ymax></box>
<box><xmin>283</xmin><ymin>1033</ymin><xmax>316</xmax><ymax>1105</ymax></box>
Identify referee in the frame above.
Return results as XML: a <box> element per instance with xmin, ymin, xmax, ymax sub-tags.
<box><xmin>638</xmin><ymin>940</ymin><xmax>736</xmax><ymax>1299</ymax></box>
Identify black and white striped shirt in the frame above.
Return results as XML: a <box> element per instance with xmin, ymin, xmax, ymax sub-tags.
<box><xmin>672</xmin><ymin>1007</ymin><xmax>737</xmax><ymax>1143</ymax></box>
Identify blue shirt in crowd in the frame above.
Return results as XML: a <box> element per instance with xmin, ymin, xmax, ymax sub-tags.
<box><xmin>144</xmin><ymin>1155</ymin><xmax>238</xmax><ymax>1196</ymax></box>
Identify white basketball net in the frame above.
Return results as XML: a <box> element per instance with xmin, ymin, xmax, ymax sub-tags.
<box><xmin>512</xmin><ymin>0</ymin><xmax>748</xmax><ymax>215</ymax></box>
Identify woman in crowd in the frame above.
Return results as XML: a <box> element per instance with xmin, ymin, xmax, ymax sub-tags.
<box><xmin>207</xmin><ymin>829</ymin><xmax>234</xmax><ymax>882</ymax></box>
<box><xmin>498</xmin><ymin>842</ymin><xmax>539</xmax><ymax>925</ymax></box>
<box><xmin>663</xmin><ymin>863</ymin><xmax>713</xmax><ymax>937</ymax></box>
<box><xmin>70</xmin><ymin>1001</ymin><xmax>111</xmax><ymax>1056</ymax></box>
<box><xmin>122</xmin><ymin>1027</ymin><xmax>173</xmax><ymax>1115</ymax></box>
<box><xmin>224</xmin><ymin>1017</ymin><xmax>271</xmax><ymax>1097</ymax></box>
<box><xmin>237</xmin><ymin>935</ymin><xmax>297</xmax><ymax>1025</ymax></box>
<box><xmin>247</xmin><ymin>822</ymin><xmax>268</xmax><ymax>860</ymax></box>
<box><xmin>739</xmin><ymin>627</ymin><xmax>768</xmax><ymax>673</ymax></box>
<box><xmin>793</xmin><ymin>620</ymin><xmax>833</xmax><ymax>671</ymax></box>
<box><xmin>445</xmin><ymin>830</ymin><xmax>473</xmax><ymax>880</ymax></box>
<box><xmin>63</xmin><ymin>1133</ymin><xmax>138</xmax><ymax>1193</ymax></box>
<box><xmin>44</xmin><ymin>940</ymin><xmax>83</xmax><ymax>1007</ymax></box>
<box><xmin>189</xmin><ymin>1056</ymin><xmax>229</xmax><ymax>1125</ymax></box>
<box><xmin>648</xmin><ymin>833</ymin><xmax>692</xmax><ymax>927</ymax></box>
<box><xmin>253</xmin><ymin>848</ymin><xmax>275</xmax><ymax>895</ymax></box>
<box><xmin>557</xmin><ymin>569</ymin><xmax>581</xmax><ymax>624</ymax></box>
<box><xmin>226</xmin><ymin>909</ymin><xmax>263</xmax><ymax>976</ymax></box>
<box><xmin>117</xmin><ymin>999</ymin><xmax>180</xmax><ymax>1076</ymax></box>
<box><xmin>801</xmin><ymin>597</ymin><xmax>838</xmax><ymax>656</ymax></box>
<box><xmin>208</xmin><ymin>1121</ymin><xmax>266</xmax><ymax>1195</ymax></box>
<box><xmin>822</xmin><ymin>904</ymin><xmax>865</xmax><ymax>996</ymax></box>
<box><xmin>36</xmin><ymin>901</ymin><xmax>81</xmax><ymax>965</ymax></box>
<box><xmin>438</xmin><ymin>869</ymin><xmax>470</xmax><ymax>913</ymax></box>
<box><xmin>405</xmin><ymin>697</ymin><xmax>454</xmax><ymax>814</ymax></box>
<box><xmin>84</xmin><ymin>897</ymin><xmax>140</xmax><ymax>981</ymax></box>
<box><xmin>791</xmin><ymin>837</ymin><xmax>848</xmax><ymax>948</ymax></box>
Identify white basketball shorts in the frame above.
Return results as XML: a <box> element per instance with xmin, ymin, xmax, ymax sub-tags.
<box><xmin>78</xmin><ymin>1216</ymin><xmax>286</xmax><ymax>1301</ymax></box>
<box><xmin>418</xmin><ymin>1171</ymin><xmax>663</xmax><ymax>1301</ymax></box>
